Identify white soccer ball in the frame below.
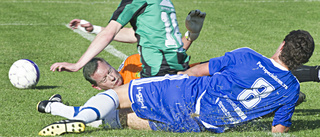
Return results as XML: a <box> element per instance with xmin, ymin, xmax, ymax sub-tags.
<box><xmin>8</xmin><ymin>59</ymin><xmax>40</xmax><ymax>89</ymax></box>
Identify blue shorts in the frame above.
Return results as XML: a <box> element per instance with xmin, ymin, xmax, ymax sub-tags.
<box><xmin>128</xmin><ymin>74</ymin><xmax>206</xmax><ymax>132</ymax></box>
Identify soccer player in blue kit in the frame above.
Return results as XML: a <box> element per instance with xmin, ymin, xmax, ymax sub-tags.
<box><xmin>38</xmin><ymin>30</ymin><xmax>315</xmax><ymax>135</ymax></box>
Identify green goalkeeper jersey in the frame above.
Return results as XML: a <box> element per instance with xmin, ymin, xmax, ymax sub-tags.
<box><xmin>110</xmin><ymin>0</ymin><xmax>190</xmax><ymax>77</ymax></box>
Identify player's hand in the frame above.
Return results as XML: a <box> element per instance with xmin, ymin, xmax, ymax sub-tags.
<box><xmin>69</xmin><ymin>19</ymin><xmax>94</xmax><ymax>33</ymax></box>
<box><xmin>50</xmin><ymin>62</ymin><xmax>81</xmax><ymax>72</ymax></box>
<box><xmin>185</xmin><ymin>10</ymin><xmax>206</xmax><ymax>41</ymax></box>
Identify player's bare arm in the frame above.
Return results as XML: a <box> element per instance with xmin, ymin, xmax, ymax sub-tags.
<box><xmin>178</xmin><ymin>62</ymin><xmax>210</xmax><ymax>76</ymax></box>
<box><xmin>75</xmin><ymin>20</ymin><xmax>122</xmax><ymax>70</ymax></box>
<box><xmin>113</xmin><ymin>28</ymin><xmax>137</xmax><ymax>43</ymax></box>
<box><xmin>69</xmin><ymin>9</ymin><xmax>206</xmax><ymax>51</ymax></box>
<box><xmin>69</xmin><ymin>19</ymin><xmax>137</xmax><ymax>43</ymax></box>
<box><xmin>50</xmin><ymin>20</ymin><xmax>122</xmax><ymax>72</ymax></box>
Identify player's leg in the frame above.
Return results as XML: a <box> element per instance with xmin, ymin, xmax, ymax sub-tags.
<box><xmin>37</xmin><ymin>94</ymin><xmax>77</xmax><ymax>119</ymax></box>
<box><xmin>37</xmin><ymin>84</ymin><xmax>131</xmax><ymax>120</ymax></box>
<box><xmin>139</xmin><ymin>46</ymin><xmax>163</xmax><ymax>77</ymax></box>
<box><xmin>139</xmin><ymin>46</ymin><xmax>190</xmax><ymax>77</ymax></box>
<box><xmin>114</xmin><ymin>83</ymin><xmax>132</xmax><ymax>108</ymax></box>
<box><xmin>296</xmin><ymin>92</ymin><xmax>306</xmax><ymax>106</ymax></box>
<box><xmin>86</xmin><ymin>108</ymin><xmax>151</xmax><ymax>130</ymax></box>
<box><xmin>289</xmin><ymin>65</ymin><xmax>320</xmax><ymax>107</ymax></box>
<box><xmin>290</xmin><ymin>65</ymin><xmax>320</xmax><ymax>106</ymax></box>
<box><xmin>291</xmin><ymin>65</ymin><xmax>320</xmax><ymax>82</ymax></box>
<box><xmin>37</xmin><ymin>94</ymin><xmax>122</xmax><ymax>128</ymax></box>
<box><xmin>112</xmin><ymin>86</ymin><xmax>151</xmax><ymax>130</ymax></box>
<box><xmin>127</xmin><ymin>112</ymin><xmax>151</xmax><ymax>130</ymax></box>
<box><xmin>161</xmin><ymin>49</ymin><xmax>190</xmax><ymax>75</ymax></box>
<box><xmin>71</xmin><ymin>84</ymin><xmax>130</xmax><ymax>123</ymax></box>
<box><xmin>38</xmin><ymin>84</ymin><xmax>132</xmax><ymax>136</ymax></box>
<box><xmin>37</xmin><ymin>90</ymin><xmax>120</xmax><ymax>124</ymax></box>
<box><xmin>47</xmin><ymin>102</ymin><xmax>77</xmax><ymax>119</ymax></box>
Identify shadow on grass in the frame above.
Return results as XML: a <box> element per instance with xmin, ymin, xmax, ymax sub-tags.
<box><xmin>84</xmin><ymin>128</ymin><xmax>105</xmax><ymax>134</ymax></box>
<box><xmin>294</xmin><ymin>109</ymin><xmax>320</xmax><ymax>116</ymax></box>
<box><xmin>290</xmin><ymin>109</ymin><xmax>320</xmax><ymax>131</ymax></box>
<box><xmin>227</xmin><ymin>109</ymin><xmax>320</xmax><ymax>133</ymax></box>
<box><xmin>290</xmin><ymin>119</ymin><xmax>320</xmax><ymax>131</ymax></box>
<box><xmin>82</xmin><ymin>127</ymin><xmax>127</xmax><ymax>135</ymax></box>
<box><xmin>35</xmin><ymin>85</ymin><xmax>59</xmax><ymax>89</ymax></box>
<box><xmin>226</xmin><ymin>119</ymin><xmax>272</xmax><ymax>133</ymax></box>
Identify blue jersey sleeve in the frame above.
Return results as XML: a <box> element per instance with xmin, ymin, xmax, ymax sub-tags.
<box><xmin>272</xmin><ymin>90</ymin><xmax>299</xmax><ymax>127</ymax></box>
<box><xmin>208</xmin><ymin>56</ymin><xmax>228</xmax><ymax>75</ymax></box>
<box><xmin>208</xmin><ymin>48</ymin><xmax>253</xmax><ymax>75</ymax></box>
<box><xmin>208</xmin><ymin>52</ymin><xmax>236</xmax><ymax>75</ymax></box>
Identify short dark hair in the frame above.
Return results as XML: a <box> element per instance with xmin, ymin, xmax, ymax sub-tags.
<box><xmin>83</xmin><ymin>57</ymin><xmax>110</xmax><ymax>86</ymax></box>
<box><xmin>280</xmin><ymin>30</ymin><xmax>314</xmax><ymax>70</ymax></box>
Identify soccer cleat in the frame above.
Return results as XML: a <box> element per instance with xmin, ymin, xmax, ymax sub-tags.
<box><xmin>38</xmin><ymin>120</ymin><xmax>85</xmax><ymax>136</ymax></box>
<box><xmin>37</xmin><ymin>94</ymin><xmax>62</xmax><ymax>113</ymax></box>
<box><xmin>296</xmin><ymin>92</ymin><xmax>306</xmax><ymax>106</ymax></box>
<box><xmin>48</xmin><ymin>94</ymin><xmax>62</xmax><ymax>102</ymax></box>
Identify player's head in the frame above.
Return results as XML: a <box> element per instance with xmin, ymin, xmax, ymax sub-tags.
<box><xmin>83</xmin><ymin>57</ymin><xmax>123</xmax><ymax>90</ymax></box>
<box><xmin>279</xmin><ymin>30</ymin><xmax>314</xmax><ymax>70</ymax></box>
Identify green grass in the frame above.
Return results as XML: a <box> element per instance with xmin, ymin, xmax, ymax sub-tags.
<box><xmin>1</xmin><ymin>0</ymin><xmax>320</xmax><ymax>136</ymax></box>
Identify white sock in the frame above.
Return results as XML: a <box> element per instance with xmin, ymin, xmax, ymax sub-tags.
<box><xmin>72</xmin><ymin>89</ymin><xmax>119</xmax><ymax>123</ymax></box>
<box><xmin>50</xmin><ymin>102</ymin><xmax>77</xmax><ymax>119</ymax></box>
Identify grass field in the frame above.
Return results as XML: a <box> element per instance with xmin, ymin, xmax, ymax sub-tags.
<box><xmin>1</xmin><ymin>0</ymin><xmax>320</xmax><ymax>136</ymax></box>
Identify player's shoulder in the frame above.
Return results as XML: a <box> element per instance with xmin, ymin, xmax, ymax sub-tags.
<box><xmin>227</xmin><ymin>47</ymin><xmax>260</xmax><ymax>57</ymax></box>
<box><xmin>231</xmin><ymin>47</ymin><xmax>256</xmax><ymax>53</ymax></box>
<box><xmin>225</xmin><ymin>47</ymin><xmax>266</xmax><ymax>63</ymax></box>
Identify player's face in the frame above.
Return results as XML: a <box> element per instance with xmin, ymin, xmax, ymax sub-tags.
<box><xmin>91</xmin><ymin>61</ymin><xmax>123</xmax><ymax>90</ymax></box>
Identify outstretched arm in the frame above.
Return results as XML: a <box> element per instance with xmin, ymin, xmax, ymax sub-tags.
<box><xmin>69</xmin><ymin>19</ymin><xmax>137</xmax><ymax>43</ymax></box>
<box><xmin>50</xmin><ymin>20</ymin><xmax>122</xmax><ymax>72</ymax></box>
<box><xmin>70</xmin><ymin>9</ymin><xmax>206</xmax><ymax>50</ymax></box>
<box><xmin>114</xmin><ymin>27</ymin><xmax>137</xmax><ymax>43</ymax></box>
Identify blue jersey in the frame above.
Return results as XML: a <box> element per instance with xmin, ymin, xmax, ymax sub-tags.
<box><xmin>197</xmin><ymin>47</ymin><xmax>299</xmax><ymax>133</ymax></box>
<box><xmin>128</xmin><ymin>48</ymin><xmax>300</xmax><ymax>133</ymax></box>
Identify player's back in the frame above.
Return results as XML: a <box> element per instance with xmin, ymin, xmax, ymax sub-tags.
<box><xmin>134</xmin><ymin>0</ymin><xmax>183</xmax><ymax>50</ymax></box>
<box><xmin>195</xmin><ymin>48</ymin><xmax>300</xmax><ymax>133</ymax></box>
